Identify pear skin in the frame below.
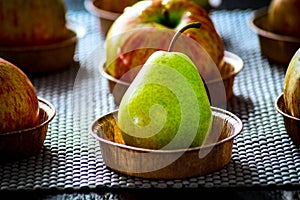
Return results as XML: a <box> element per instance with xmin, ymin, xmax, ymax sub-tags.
<box><xmin>284</xmin><ymin>48</ymin><xmax>300</xmax><ymax>118</ymax></box>
<box><xmin>118</xmin><ymin>50</ymin><xmax>212</xmax><ymax>150</ymax></box>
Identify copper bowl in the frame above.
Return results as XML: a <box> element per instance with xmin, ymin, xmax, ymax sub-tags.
<box><xmin>100</xmin><ymin>51</ymin><xmax>243</xmax><ymax>106</ymax></box>
<box><xmin>84</xmin><ymin>0</ymin><xmax>139</xmax><ymax>35</ymax></box>
<box><xmin>0</xmin><ymin>22</ymin><xmax>85</xmax><ymax>74</ymax></box>
<box><xmin>275</xmin><ymin>93</ymin><xmax>300</xmax><ymax>147</ymax></box>
<box><xmin>250</xmin><ymin>8</ymin><xmax>300</xmax><ymax>64</ymax></box>
<box><xmin>90</xmin><ymin>107</ymin><xmax>243</xmax><ymax>179</ymax></box>
<box><xmin>0</xmin><ymin>97</ymin><xmax>56</xmax><ymax>162</ymax></box>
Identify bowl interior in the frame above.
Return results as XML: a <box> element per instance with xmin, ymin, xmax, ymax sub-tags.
<box><xmin>90</xmin><ymin>107</ymin><xmax>243</xmax><ymax>152</ymax></box>
<box><xmin>210</xmin><ymin>51</ymin><xmax>243</xmax><ymax>83</ymax></box>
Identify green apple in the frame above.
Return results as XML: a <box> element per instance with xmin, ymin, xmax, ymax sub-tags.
<box><xmin>0</xmin><ymin>58</ymin><xmax>40</xmax><ymax>134</ymax></box>
<box><xmin>105</xmin><ymin>0</ymin><xmax>224</xmax><ymax>83</ymax></box>
<box><xmin>0</xmin><ymin>0</ymin><xmax>69</xmax><ymax>46</ymax></box>
<box><xmin>268</xmin><ymin>0</ymin><xmax>300</xmax><ymax>37</ymax></box>
<box><xmin>283</xmin><ymin>48</ymin><xmax>300</xmax><ymax>118</ymax></box>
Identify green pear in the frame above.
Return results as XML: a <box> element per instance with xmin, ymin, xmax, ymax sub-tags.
<box><xmin>117</xmin><ymin>48</ymin><xmax>212</xmax><ymax>150</ymax></box>
<box><xmin>283</xmin><ymin>48</ymin><xmax>300</xmax><ymax>118</ymax></box>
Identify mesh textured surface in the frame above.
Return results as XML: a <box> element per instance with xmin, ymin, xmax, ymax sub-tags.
<box><xmin>1</xmin><ymin>3</ymin><xmax>300</xmax><ymax>192</ymax></box>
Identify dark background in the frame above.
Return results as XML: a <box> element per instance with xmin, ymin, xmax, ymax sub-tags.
<box><xmin>219</xmin><ymin>0</ymin><xmax>272</xmax><ymax>9</ymax></box>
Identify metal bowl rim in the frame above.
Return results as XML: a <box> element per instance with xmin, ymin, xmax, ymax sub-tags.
<box><xmin>0</xmin><ymin>20</ymin><xmax>85</xmax><ymax>52</ymax></box>
<box><xmin>275</xmin><ymin>93</ymin><xmax>300</xmax><ymax>121</ymax></box>
<box><xmin>100</xmin><ymin>51</ymin><xmax>243</xmax><ymax>85</ymax></box>
<box><xmin>84</xmin><ymin>0</ymin><xmax>120</xmax><ymax>20</ymax></box>
<box><xmin>0</xmin><ymin>97</ymin><xmax>56</xmax><ymax>137</ymax></box>
<box><xmin>250</xmin><ymin>8</ymin><xmax>300</xmax><ymax>43</ymax></box>
<box><xmin>90</xmin><ymin>106</ymin><xmax>243</xmax><ymax>154</ymax></box>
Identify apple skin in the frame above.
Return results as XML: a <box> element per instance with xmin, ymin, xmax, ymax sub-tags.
<box><xmin>105</xmin><ymin>0</ymin><xmax>224</xmax><ymax>83</ymax></box>
<box><xmin>283</xmin><ymin>48</ymin><xmax>300</xmax><ymax>118</ymax></box>
<box><xmin>118</xmin><ymin>50</ymin><xmax>212</xmax><ymax>150</ymax></box>
<box><xmin>0</xmin><ymin>0</ymin><xmax>69</xmax><ymax>46</ymax></box>
<box><xmin>0</xmin><ymin>58</ymin><xmax>40</xmax><ymax>134</ymax></box>
<box><xmin>268</xmin><ymin>0</ymin><xmax>300</xmax><ymax>37</ymax></box>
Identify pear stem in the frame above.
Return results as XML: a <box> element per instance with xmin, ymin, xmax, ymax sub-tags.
<box><xmin>167</xmin><ymin>22</ymin><xmax>201</xmax><ymax>52</ymax></box>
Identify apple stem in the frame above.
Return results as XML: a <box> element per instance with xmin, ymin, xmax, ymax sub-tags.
<box><xmin>167</xmin><ymin>22</ymin><xmax>201</xmax><ymax>52</ymax></box>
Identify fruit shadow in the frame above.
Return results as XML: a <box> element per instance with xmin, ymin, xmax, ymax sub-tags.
<box><xmin>266</xmin><ymin>58</ymin><xmax>288</xmax><ymax>73</ymax></box>
<box><xmin>28</xmin><ymin>60</ymin><xmax>80</xmax><ymax>79</ymax></box>
<box><xmin>193</xmin><ymin>92</ymin><xmax>254</xmax><ymax>181</ymax></box>
<box><xmin>0</xmin><ymin>145</ymin><xmax>58</xmax><ymax>166</ymax></box>
<box><xmin>224</xmin><ymin>94</ymin><xmax>254</xmax><ymax>175</ymax></box>
<box><xmin>26</xmin><ymin>60</ymin><xmax>81</xmax><ymax>101</ymax></box>
<box><xmin>226</xmin><ymin>94</ymin><xmax>253</xmax><ymax>126</ymax></box>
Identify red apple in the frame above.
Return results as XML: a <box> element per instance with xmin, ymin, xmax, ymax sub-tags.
<box><xmin>0</xmin><ymin>0</ymin><xmax>69</xmax><ymax>46</ymax></box>
<box><xmin>105</xmin><ymin>0</ymin><xmax>225</xmax><ymax>82</ymax></box>
<box><xmin>268</xmin><ymin>0</ymin><xmax>300</xmax><ymax>37</ymax></box>
<box><xmin>0</xmin><ymin>58</ymin><xmax>40</xmax><ymax>134</ymax></box>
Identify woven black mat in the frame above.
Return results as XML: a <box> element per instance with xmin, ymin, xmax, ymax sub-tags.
<box><xmin>1</xmin><ymin>3</ymin><xmax>300</xmax><ymax>193</ymax></box>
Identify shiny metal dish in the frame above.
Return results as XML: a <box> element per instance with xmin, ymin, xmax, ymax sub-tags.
<box><xmin>0</xmin><ymin>22</ymin><xmax>85</xmax><ymax>74</ymax></box>
<box><xmin>0</xmin><ymin>97</ymin><xmax>56</xmax><ymax>162</ymax></box>
<box><xmin>84</xmin><ymin>0</ymin><xmax>123</xmax><ymax>35</ymax></box>
<box><xmin>275</xmin><ymin>93</ymin><xmax>300</xmax><ymax>147</ymax></box>
<box><xmin>250</xmin><ymin>8</ymin><xmax>300</xmax><ymax>65</ymax></box>
<box><xmin>90</xmin><ymin>107</ymin><xmax>243</xmax><ymax>179</ymax></box>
